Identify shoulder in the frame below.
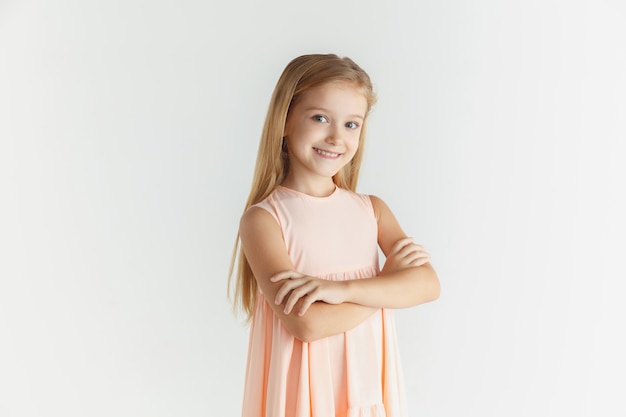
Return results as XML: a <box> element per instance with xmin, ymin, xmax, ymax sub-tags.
<box><xmin>366</xmin><ymin>194</ymin><xmax>407</xmax><ymax>254</ymax></box>
<box><xmin>239</xmin><ymin>190</ymin><xmax>282</xmax><ymax>237</ymax></box>
<box><xmin>367</xmin><ymin>194</ymin><xmax>391</xmax><ymax>222</ymax></box>
<box><xmin>239</xmin><ymin>205</ymin><xmax>281</xmax><ymax>242</ymax></box>
<box><xmin>240</xmin><ymin>189</ymin><xmax>283</xmax><ymax>228</ymax></box>
<box><xmin>240</xmin><ymin>204</ymin><xmax>273</xmax><ymax>224</ymax></box>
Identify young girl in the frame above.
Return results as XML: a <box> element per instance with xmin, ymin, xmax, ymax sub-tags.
<box><xmin>230</xmin><ymin>54</ymin><xmax>440</xmax><ymax>417</ymax></box>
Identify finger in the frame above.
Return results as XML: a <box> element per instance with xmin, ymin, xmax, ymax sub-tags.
<box><xmin>392</xmin><ymin>246</ymin><xmax>425</xmax><ymax>265</ymax></box>
<box><xmin>403</xmin><ymin>247</ymin><xmax>428</xmax><ymax>260</ymax></box>
<box><xmin>283</xmin><ymin>282</ymin><xmax>316</xmax><ymax>314</ymax></box>
<box><xmin>390</xmin><ymin>237</ymin><xmax>414</xmax><ymax>254</ymax></box>
<box><xmin>298</xmin><ymin>290</ymin><xmax>320</xmax><ymax>316</ymax></box>
<box><xmin>282</xmin><ymin>280</ymin><xmax>317</xmax><ymax>313</ymax></box>
<box><xmin>270</xmin><ymin>270</ymin><xmax>302</xmax><ymax>282</ymax></box>
<box><xmin>403</xmin><ymin>247</ymin><xmax>428</xmax><ymax>259</ymax></box>
<box><xmin>402</xmin><ymin>243</ymin><xmax>424</xmax><ymax>253</ymax></box>
<box><xmin>395</xmin><ymin>243</ymin><xmax>421</xmax><ymax>259</ymax></box>
<box><xmin>405</xmin><ymin>251</ymin><xmax>431</xmax><ymax>266</ymax></box>
<box><xmin>413</xmin><ymin>258</ymin><xmax>430</xmax><ymax>267</ymax></box>
<box><xmin>408</xmin><ymin>255</ymin><xmax>431</xmax><ymax>267</ymax></box>
<box><xmin>274</xmin><ymin>281</ymin><xmax>292</xmax><ymax>305</ymax></box>
<box><xmin>275</xmin><ymin>277</ymin><xmax>308</xmax><ymax>305</ymax></box>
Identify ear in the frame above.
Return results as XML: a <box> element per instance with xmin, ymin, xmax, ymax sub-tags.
<box><xmin>282</xmin><ymin>116</ymin><xmax>292</xmax><ymax>138</ymax></box>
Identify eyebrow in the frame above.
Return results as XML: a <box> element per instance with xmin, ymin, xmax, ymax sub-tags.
<box><xmin>304</xmin><ymin>107</ymin><xmax>365</xmax><ymax>120</ymax></box>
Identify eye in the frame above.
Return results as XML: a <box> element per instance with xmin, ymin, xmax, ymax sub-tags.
<box><xmin>313</xmin><ymin>115</ymin><xmax>328</xmax><ymax>123</ymax></box>
<box><xmin>345</xmin><ymin>121</ymin><xmax>359</xmax><ymax>129</ymax></box>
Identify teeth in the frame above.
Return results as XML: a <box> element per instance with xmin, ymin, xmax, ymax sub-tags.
<box><xmin>315</xmin><ymin>148</ymin><xmax>340</xmax><ymax>157</ymax></box>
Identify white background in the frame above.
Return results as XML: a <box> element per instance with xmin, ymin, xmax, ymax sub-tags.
<box><xmin>1</xmin><ymin>0</ymin><xmax>625</xmax><ymax>416</ymax></box>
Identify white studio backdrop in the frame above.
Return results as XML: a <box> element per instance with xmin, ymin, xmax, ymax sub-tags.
<box><xmin>1</xmin><ymin>0</ymin><xmax>625</xmax><ymax>416</ymax></box>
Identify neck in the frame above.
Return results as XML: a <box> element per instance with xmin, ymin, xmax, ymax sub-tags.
<box><xmin>280</xmin><ymin>176</ymin><xmax>336</xmax><ymax>197</ymax></box>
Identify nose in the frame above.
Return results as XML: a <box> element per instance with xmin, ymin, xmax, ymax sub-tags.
<box><xmin>325</xmin><ymin>124</ymin><xmax>341</xmax><ymax>145</ymax></box>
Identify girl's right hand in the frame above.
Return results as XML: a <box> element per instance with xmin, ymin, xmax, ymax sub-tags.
<box><xmin>380</xmin><ymin>237</ymin><xmax>430</xmax><ymax>275</ymax></box>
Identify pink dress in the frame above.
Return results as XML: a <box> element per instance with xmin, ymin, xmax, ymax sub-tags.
<box><xmin>241</xmin><ymin>186</ymin><xmax>407</xmax><ymax>417</ymax></box>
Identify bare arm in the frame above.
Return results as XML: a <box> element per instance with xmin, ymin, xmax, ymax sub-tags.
<box><xmin>239</xmin><ymin>206</ymin><xmax>378</xmax><ymax>343</ymax></box>
<box><xmin>346</xmin><ymin>195</ymin><xmax>440</xmax><ymax>308</ymax></box>
<box><xmin>275</xmin><ymin>195</ymin><xmax>440</xmax><ymax>313</ymax></box>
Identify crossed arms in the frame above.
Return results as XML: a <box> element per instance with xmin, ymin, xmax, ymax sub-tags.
<box><xmin>239</xmin><ymin>195</ymin><xmax>440</xmax><ymax>343</ymax></box>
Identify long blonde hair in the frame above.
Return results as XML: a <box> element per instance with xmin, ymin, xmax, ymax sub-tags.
<box><xmin>229</xmin><ymin>54</ymin><xmax>377</xmax><ymax>319</ymax></box>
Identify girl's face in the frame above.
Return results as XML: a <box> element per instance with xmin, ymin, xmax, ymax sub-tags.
<box><xmin>282</xmin><ymin>81</ymin><xmax>368</xmax><ymax>190</ymax></box>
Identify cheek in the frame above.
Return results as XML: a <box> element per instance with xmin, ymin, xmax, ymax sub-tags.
<box><xmin>345</xmin><ymin>140</ymin><xmax>360</xmax><ymax>158</ymax></box>
<box><xmin>348</xmin><ymin>132</ymin><xmax>361</xmax><ymax>148</ymax></box>
<box><xmin>283</xmin><ymin>114</ymin><xmax>301</xmax><ymax>138</ymax></box>
<box><xmin>286</xmin><ymin>121</ymin><xmax>313</xmax><ymax>139</ymax></box>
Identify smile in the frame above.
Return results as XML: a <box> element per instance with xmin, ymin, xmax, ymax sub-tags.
<box><xmin>313</xmin><ymin>147</ymin><xmax>342</xmax><ymax>158</ymax></box>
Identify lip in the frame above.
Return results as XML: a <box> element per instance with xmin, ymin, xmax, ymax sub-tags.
<box><xmin>313</xmin><ymin>147</ymin><xmax>342</xmax><ymax>159</ymax></box>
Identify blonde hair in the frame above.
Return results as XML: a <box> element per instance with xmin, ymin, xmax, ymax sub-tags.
<box><xmin>229</xmin><ymin>53</ymin><xmax>377</xmax><ymax>319</ymax></box>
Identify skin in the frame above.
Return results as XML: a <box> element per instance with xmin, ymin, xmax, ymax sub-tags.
<box><xmin>239</xmin><ymin>81</ymin><xmax>440</xmax><ymax>343</ymax></box>
<box><xmin>281</xmin><ymin>81</ymin><xmax>364</xmax><ymax>196</ymax></box>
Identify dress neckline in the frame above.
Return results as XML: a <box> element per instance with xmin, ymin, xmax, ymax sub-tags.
<box><xmin>277</xmin><ymin>185</ymin><xmax>339</xmax><ymax>199</ymax></box>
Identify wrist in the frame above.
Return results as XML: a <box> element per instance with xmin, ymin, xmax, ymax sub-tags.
<box><xmin>342</xmin><ymin>278</ymin><xmax>358</xmax><ymax>304</ymax></box>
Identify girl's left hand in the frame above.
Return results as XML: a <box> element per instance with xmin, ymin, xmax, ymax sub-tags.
<box><xmin>270</xmin><ymin>270</ymin><xmax>346</xmax><ymax>316</ymax></box>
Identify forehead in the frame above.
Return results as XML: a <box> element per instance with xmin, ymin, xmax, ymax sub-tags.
<box><xmin>293</xmin><ymin>82</ymin><xmax>368</xmax><ymax>113</ymax></box>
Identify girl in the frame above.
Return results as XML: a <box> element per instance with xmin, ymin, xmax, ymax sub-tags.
<box><xmin>230</xmin><ymin>54</ymin><xmax>440</xmax><ymax>417</ymax></box>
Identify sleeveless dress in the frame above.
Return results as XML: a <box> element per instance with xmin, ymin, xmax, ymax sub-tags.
<box><xmin>241</xmin><ymin>186</ymin><xmax>408</xmax><ymax>417</ymax></box>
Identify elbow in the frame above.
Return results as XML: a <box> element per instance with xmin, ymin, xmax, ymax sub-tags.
<box><xmin>294</xmin><ymin>330</ymin><xmax>319</xmax><ymax>344</ymax></box>
<box><xmin>428</xmin><ymin>270</ymin><xmax>441</xmax><ymax>302</ymax></box>
<box><xmin>288</xmin><ymin>313</ymin><xmax>337</xmax><ymax>343</ymax></box>
<box><xmin>285</xmin><ymin>317</ymin><xmax>323</xmax><ymax>343</ymax></box>
<box><xmin>430</xmin><ymin>278</ymin><xmax>441</xmax><ymax>302</ymax></box>
<box><xmin>415</xmin><ymin>265</ymin><xmax>440</xmax><ymax>305</ymax></box>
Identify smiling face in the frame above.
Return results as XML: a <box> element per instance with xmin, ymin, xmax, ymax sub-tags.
<box><xmin>282</xmin><ymin>81</ymin><xmax>368</xmax><ymax>195</ymax></box>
